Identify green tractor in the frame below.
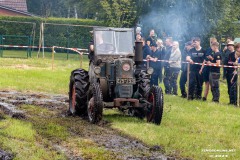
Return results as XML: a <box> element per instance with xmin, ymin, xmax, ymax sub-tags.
<box><xmin>68</xmin><ymin>27</ymin><xmax>164</xmax><ymax>125</ymax></box>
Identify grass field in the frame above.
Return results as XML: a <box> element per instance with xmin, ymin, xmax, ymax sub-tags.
<box><xmin>0</xmin><ymin>50</ymin><xmax>240</xmax><ymax>159</ymax></box>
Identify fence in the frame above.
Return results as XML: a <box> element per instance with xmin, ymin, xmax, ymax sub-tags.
<box><xmin>144</xmin><ymin>59</ymin><xmax>240</xmax><ymax>107</ymax></box>
<box><xmin>0</xmin><ymin>35</ymin><xmax>33</xmax><ymax>58</ymax></box>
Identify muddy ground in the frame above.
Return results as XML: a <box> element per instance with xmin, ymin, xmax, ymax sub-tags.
<box><xmin>0</xmin><ymin>91</ymin><xmax>177</xmax><ymax>160</ymax></box>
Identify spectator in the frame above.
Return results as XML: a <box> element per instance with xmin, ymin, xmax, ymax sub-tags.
<box><xmin>163</xmin><ymin>37</ymin><xmax>173</xmax><ymax>94</ymax></box>
<box><xmin>146</xmin><ymin>29</ymin><xmax>156</xmax><ymax>46</ymax></box>
<box><xmin>224</xmin><ymin>41</ymin><xmax>236</xmax><ymax>104</ymax></box>
<box><xmin>147</xmin><ymin>42</ymin><xmax>161</xmax><ymax>86</ymax></box>
<box><xmin>186</xmin><ymin>37</ymin><xmax>206</xmax><ymax>100</ymax></box>
<box><xmin>180</xmin><ymin>41</ymin><xmax>192</xmax><ymax>98</ymax></box>
<box><xmin>156</xmin><ymin>39</ymin><xmax>165</xmax><ymax>83</ymax></box>
<box><xmin>201</xmin><ymin>37</ymin><xmax>218</xmax><ymax>101</ymax></box>
<box><xmin>168</xmin><ymin>41</ymin><xmax>181</xmax><ymax>95</ymax></box>
<box><xmin>136</xmin><ymin>33</ymin><xmax>142</xmax><ymax>42</ymax></box>
<box><xmin>229</xmin><ymin>43</ymin><xmax>240</xmax><ymax>105</ymax></box>
<box><xmin>204</xmin><ymin>42</ymin><xmax>221</xmax><ymax>102</ymax></box>
<box><xmin>142</xmin><ymin>38</ymin><xmax>151</xmax><ymax>59</ymax></box>
<box><xmin>223</xmin><ymin>37</ymin><xmax>233</xmax><ymax>79</ymax></box>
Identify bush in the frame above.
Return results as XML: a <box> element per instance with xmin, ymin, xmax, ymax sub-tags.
<box><xmin>0</xmin><ymin>16</ymin><xmax>105</xmax><ymax>49</ymax></box>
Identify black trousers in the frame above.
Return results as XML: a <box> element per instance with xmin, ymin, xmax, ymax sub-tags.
<box><xmin>150</xmin><ymin>69</ymin><xmax>160</xmax><ymax>86</ymax></box>
<box><xmin>209</xmin><ymin>72</ymin><xmax>220</xmax><ymax>102</ymax></box>
<box><xmin>188</xmin><ymin>70</ymin><xmax>203</xmax><ymax>99</ymax></box>
<box><xmin>179</xmin><ymin>70</ymin><xmax>187</xmax><ymax>96</ymax></box>
<box><xmin>158</xmin><ymin>64</ymin><xmax>163</xmax><ymax>83</ymax></box>
<box><xmin>226</xmin><ymin>71</ymin><xmax>234</xmax><ymax>99</ymax></box>
<box><xmin>164</xmin><ymin>67</ymin><xmax>180</xmax><ymax>94</ymax></box>
<box><xmin>230</xmin><ymin>75</ymin><xmax>237</xmax><ymax>105</ymax></box>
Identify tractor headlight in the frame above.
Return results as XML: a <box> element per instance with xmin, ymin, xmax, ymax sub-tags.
<box><xmin>94</xmin><ymin>66</ymin><xmax>101</xmax><ymax>74</ymax></box>
<box><xmin>147</xmin><ymin>67</ymin><xmax>154</xmax><ymax>75</ymax></box>
<box><xmin>122</xmin><ymin>63</ymin><xmax>131</xmax><ymax>71</ymax></box>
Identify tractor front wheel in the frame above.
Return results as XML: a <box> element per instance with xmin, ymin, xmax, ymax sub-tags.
<box><xmin>87</xmin><ymin>83</ymin><xmax>103</xmax><ymax>124</ymax></box>
<box><xmin>146</xmin><ymin>86</ymin><xmax>164</xmax><ymax>125</ymax></box>
<box><xmin>69</xmin><ymin>69</ymin><xmax>89</xmax><ymax>116</ymax></box>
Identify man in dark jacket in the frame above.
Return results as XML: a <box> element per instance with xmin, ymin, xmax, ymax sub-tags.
<box><xmin>179</xmin><ymin>41</ymin><xmax>192</xmax><ymax>98</ymax></box>
<box><xmin>147</xmin><ymin>42</ymin><xmax>161</xmax><ymax>86</ymax></box>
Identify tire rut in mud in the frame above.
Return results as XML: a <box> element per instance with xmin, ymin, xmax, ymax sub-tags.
<box><xmin>0</xmin><ymin>91</ymin><xmax>172</xmax><ymax>160</ymax></box>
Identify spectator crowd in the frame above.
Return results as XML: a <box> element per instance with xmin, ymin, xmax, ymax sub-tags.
<box><xmin>136</xmin><ymin>29</ymin><xmax>240</xmax><ymax>105</ymax></box>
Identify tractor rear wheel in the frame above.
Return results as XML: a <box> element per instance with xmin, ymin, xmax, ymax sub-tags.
<box><xmin>87</xmin><ymin>83</ymin><xmax>103</xmax><ymax>123</ymax></box>
<box><xmin>146</xmin><ymin>86</ymin><xmax>164</xmax><ymax>125</ymax></box>
<box><xmin>69</xmin><ymin>69</ymin><xmax>89</xmax><ymax>116</ymax></box>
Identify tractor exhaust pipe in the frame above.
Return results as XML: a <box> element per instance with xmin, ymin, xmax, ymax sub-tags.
<box><xmin>135</xmin><ymin>41</ymin><xmax>143</xmax><ymax>65</ymax></box>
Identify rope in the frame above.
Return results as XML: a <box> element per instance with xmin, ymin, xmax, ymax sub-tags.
<box><xmin>143</xmin><ymin>59</ymin><xmax>239</xmax><ymax>68</ymax></box>
<box><xmin>0</xmin><ymin>45</ymin><xmax>88</xmax><ymax>54</ymax></box>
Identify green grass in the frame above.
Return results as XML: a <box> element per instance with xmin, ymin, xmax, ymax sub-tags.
<box><xmin>0</xmin><ymin>113</ymin><xmax>66</xmax><ymax>160</ymax></box>
<box><xmin>0</xmin><ymin>50</ymin><xmax>240</xmax><ymax>159</ymax></box>
<box><xmin>0</xmin><ymin>50</ymin><xmax>89</xmax><ymax>94</ymax></box>
<box><xmin>104</xmin><ymin>98</ymin><xmax>240</xmax><ymax>159</ymax></box>
<box><xmin>0</xmin><ymin>105</ymin><xmax>118</xmax><ymax>160</ymax></box>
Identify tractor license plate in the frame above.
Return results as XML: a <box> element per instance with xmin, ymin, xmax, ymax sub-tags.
<box><xmin>116</xmin><ymin>78</ymin><xmax>136</xmax><ymax>84</ymax></box>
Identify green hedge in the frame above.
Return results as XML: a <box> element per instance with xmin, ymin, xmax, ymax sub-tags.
<box><xmin>0</xmin><ymin>16</ymin><xmax>105</xmax><ymax>49</ymax></box>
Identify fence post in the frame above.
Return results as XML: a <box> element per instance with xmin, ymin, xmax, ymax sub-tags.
<box><xmin>80</xmin><ymin>53</ymin><xmax>83</xmax><ymax>68</ymax></box>
<box><xmin>29</xmin><ymin>36</ymin><xmax>32</xmax><ymax>58</ymax></box>
<box><xmin>187</xmin><ymin>62</ymin><xmax>190</xmax><ymax>99</ymax></box>
<box><xmin>52</xmin><ymin>46</ymin><xmax>55</xmax><ymax>70</ymax></box>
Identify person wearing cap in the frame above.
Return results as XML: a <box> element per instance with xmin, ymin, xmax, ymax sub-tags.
<box><xmin>168</xmin><ymin>41</ymin><xmax>181</xmax><ymax>95</ymax></box>
<box><xmin>179</xmin><ymin>41</ymin><xmax>192</xmax><ymax>98</ymax></box>
<box><xmin>200</xmin><ymin>37</ymin><xmax>218</xmax><ymax>101</ymax></box>
<box><xmin>147</xmin><ymin>42</ymin><xmax>161</xmax><ymax>86</ymax></box>
<box><xmin>224</xmin><ymin>41</ymin><xmax>236</xmax><ymax>104</ymax></box>
<box><xmin>201</xmin><ymin>42</ymin><xmax>222</xmax><ymax>102</ymax></box>
<box><xmin>163</xmin><ymin>37</ymin><xmax>173</xmax><ymax>94</ymax></box>
<box><xmin>186</xmin><ymin>37</ymin><xmax>206</xmax><ymax>100</ymax></box>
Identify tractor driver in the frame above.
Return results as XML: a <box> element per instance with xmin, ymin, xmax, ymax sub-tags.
<box><xmin>89</xmin><ymin>30</ymin><xmax>114</xmax><ymax>57</ymax></box>
<box><xmin>88</xmin><ymin>30</ymin><xmax>94</xmax><ymax>63</ymax></box>
<box><xmin>88</xmin><ymin>30</ymin><xmax>104</xmax><ymax>62</ymax></box>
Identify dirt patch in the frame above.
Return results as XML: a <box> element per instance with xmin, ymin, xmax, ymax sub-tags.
<box><xmin>0</xmin><ymin>91</ymin><xmax>172</xmax><ymax>160</ymax></box>
<box><xmin>14</xmin><ymin>64</ymin><xmax>30</xmax><ymax>69</ymax></box>
<box><xmin>0</xmin><ymin>149</ymin><xmax>14</xmax><ymax>160</ymax></box>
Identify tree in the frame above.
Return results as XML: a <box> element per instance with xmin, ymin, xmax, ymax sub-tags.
<box><xmin>27</xmin><ymin>0</ymin><xmax>67</xmax><ymax>17</ymax></box>
<box><xmin>137</xmin><ymin>0</ymin><xmax>240</xmax><ymax>46</ymax></box>
<box><xmin>100</xmin><ymin>0</ymin><xmax>138</xmax><ymax>27</ymax></box>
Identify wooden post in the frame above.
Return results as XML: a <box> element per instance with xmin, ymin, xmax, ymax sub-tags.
<box><xmin>42</xmin><ymin>23</ymin><xmax>45</xmax><ymax>58</ymax></box>
<box><xmin>37</xmin><ymin>22</ymin><xmax>42</xmax><ymax>58</ymax></box>
<box><xmin>52</xmin><ymin>46</ymin><xmax>54</xmax><ymax>70</ymax></box>
<box><xmin>80</xmin><ymin>53</ymin><xmax>83</xmax><ymax>68</ymax></box>
<box><xmin>187</xmin><ymin>63</ymin><xmax>190</xmax><ymax>99</ymax></box>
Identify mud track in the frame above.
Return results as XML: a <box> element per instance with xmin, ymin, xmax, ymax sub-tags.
<box><xmin>0</xmin><ymin>91</ymin><xmax>174</xmax><ymax>160</ymax></box>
